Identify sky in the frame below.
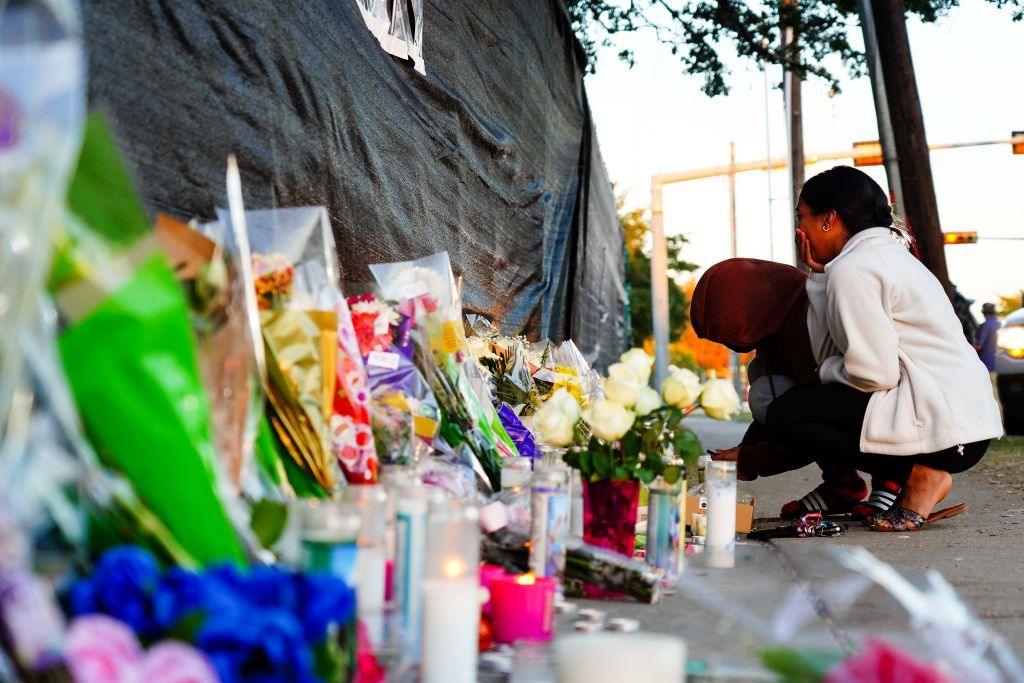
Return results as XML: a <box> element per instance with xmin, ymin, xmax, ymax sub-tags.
<box><xmin>584</xmin><ymin>4</ymin><xmax>1024</xmax><ymax>312</ymax></box>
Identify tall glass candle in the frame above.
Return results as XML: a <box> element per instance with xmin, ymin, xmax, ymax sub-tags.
<box><xmin>421</xmin><ymin>499</ymin><xmax>480</xmax><ymax>683</ymax></box>
<box><xmin>502</xmin><ymin>456</ymin><xmax>534</xmax><ymax>490</ymax></box>
<box><xmin>705</xmin><ymin>460</ymin><xmax>736</xmax><ymax>569</ymax></box>
<box><xmin>342</xmin><ymin>484</ymin><xmax>389</xmax><ymax>645</ymax></box>
<box><xmin>394</xmin><ymin>480</ymin><xmax>429</xmax><ymax>656</ymax></box>
<box><xmin>291</xmin><ymin>500</ymin><xmax>362</xmax><ymax>582</ymax></box>
<box><xmin>646</xmin><ymin>471</ymin><xmax>684</xmax><ymax>589</ymax></box>
<box><xmin>529</xmin><ymin>468</ymin><xmax>569</xmax><ymax>583</ymax></box>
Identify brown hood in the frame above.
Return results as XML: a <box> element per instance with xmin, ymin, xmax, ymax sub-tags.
<box><xmin>691</xmin><ymin>258</ymin><xmax>808</xmax><ymax>353</ymax></box>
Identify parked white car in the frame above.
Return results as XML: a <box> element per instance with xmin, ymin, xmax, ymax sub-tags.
<box><xmin>996</xmin><ymin>307</ymin><xmax>1024</xmax><ymax>432</ymax></box>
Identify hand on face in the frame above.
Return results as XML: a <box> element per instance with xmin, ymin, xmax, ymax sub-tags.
<box><xmin>795</xmin><ymin>229</ymin><xmax>825</xmax><ymax>273</ymax></box>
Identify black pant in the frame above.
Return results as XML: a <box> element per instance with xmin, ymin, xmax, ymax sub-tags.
<box><xmin>765</xmin><ymin>383</ymin><xmax>989</xmax><ymax>484</ymax></box>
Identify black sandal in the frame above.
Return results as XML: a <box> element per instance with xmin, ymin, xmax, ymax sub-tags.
<box><xmin>867</xmin><ymin>502</ymin><xmax>968</xmax><ymax>532</ymax></box>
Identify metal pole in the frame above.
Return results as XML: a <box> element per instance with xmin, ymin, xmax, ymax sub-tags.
<box><xmin>857</xmin><ymin>0</ymin><xmax>906</xmax><ymax>217</ymax></box>
<box><xmin>763</xmin><ymin>64</ymin><xmax>775</xmax><ymax>262</ymax></box>
<box><xmin>728</xmin><ymin>143</ymin><xmax>743</xmax><ymax>397</ymax></box>
<box><xmin>781</xmin><ymin>0</ymin><xmax>803</xmax><ymax>268</ymax></box>
<box><xmin>650</xmin><ymin>178</ymin><xmax>670</xmax><ymax>390</ymax></box>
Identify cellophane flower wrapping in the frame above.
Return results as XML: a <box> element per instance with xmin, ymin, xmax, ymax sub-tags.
<box><xmin>369</xmin><ymin>251</ymin><xmax>518</xmax><ymax>491</ymax></box>
<box><xmin>347</xmin><ymin>294</ymin><xmax>441</xmax><ymax>467</ymax></box>
<box><xmin>217</xmin><ymin>206</ymin><xmax>379</xmax><ymax>490</ymax></box>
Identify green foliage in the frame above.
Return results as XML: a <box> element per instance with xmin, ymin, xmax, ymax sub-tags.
<box><xmin>568</xmin><ymin>0</ymin><xmax>1024</xmax><ymax>97</ymax></box>
<box><xmin>621</xmin><ymin>202</ymin><xmax>695</xmax><ymax>347</ymax></box>
<box><xmin>760</xmin><ymin>648</ymin><xmax>845</xmax><ymax>683</ymax></box>
<box><xmin>563</xmin><ymin>405</ymin><xmax>702</xmax><ymax>483</ymax></box>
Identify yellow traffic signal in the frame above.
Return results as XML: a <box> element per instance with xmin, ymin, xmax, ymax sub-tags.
<box><xmin>853</xmin><ymin>140</ymin><xmax>884</xmax><ymax>167</ymax></box>
<box><xmin>943</xmin><ymin>231</ymin><xmax>978</xmax><ymax>245</ymax></box>
<box><xmin>1013</xmin><ymin>131</ymin><xmax>1024</xmax><ymax>155</ymax></box>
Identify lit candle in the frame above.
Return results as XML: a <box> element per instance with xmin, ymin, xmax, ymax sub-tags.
<box><xmin>555</xmin><ymin>633</ymin><xmax>686</xmax><ymax>683</ymax></box>
<box><xmin>421</xmin><ymin>500</ymin><xmax>480</xmax><ymax>683</ymax></box>
<box><xmin>705</xmin><ymin>460</ymin><xmax>737</xmax><ymax>569</ymax></box>
<box><xmin>488</xmin><ymin>572</ymin><xmax>557</xmax><ymax>644</ymax></box>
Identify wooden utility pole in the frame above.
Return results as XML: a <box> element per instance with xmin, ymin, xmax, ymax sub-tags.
<box><xmin>869</xmin><ymin>0</ymin><xmax>952</xmax><ymax>298</ymax></box>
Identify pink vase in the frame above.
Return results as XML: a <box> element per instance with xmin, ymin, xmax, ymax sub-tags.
<box><xmin>582</xmin><ymin>478</ymin><xmax>641</xmax><ymax>557</ymax></box>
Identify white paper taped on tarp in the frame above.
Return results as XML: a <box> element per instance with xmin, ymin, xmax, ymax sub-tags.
<box><xmin>354</xmin><ymin>0</ymin><xmax>425</xmax><ymax>75</ymax></box>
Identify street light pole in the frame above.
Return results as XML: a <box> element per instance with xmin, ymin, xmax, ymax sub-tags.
<box><xmin>728</xmin><ymin>142</ymin><xmax>743</xmax><ymax>396</ymax></box>
<box><xmin>650</xmin><ymin>178</ymin><xmax>670</xmax><ymax>390</ymax></box>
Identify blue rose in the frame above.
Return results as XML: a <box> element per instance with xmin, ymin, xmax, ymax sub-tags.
<box><xmin>297</xmin><ymin>572</ymin><xmax>356</xmax><ymax>644</ymax></box>
<box><xmin>69</xmin><ymin>546</ymin><xmax>161</xmax><ymax>638</ymax></box>
<box><xmin>153</xmin><ymin>566</ymin><xmax>242</xmax><ymax>631</ymax></box>
<box><xmin>239</xmin><ymin>565</ymin><xmax>299</xmax><ymax>612</ymax></box>
<box><xmin>196</xmin><ymin>608</ymin><xmax>319</xmax><ymax>683</ymax></box>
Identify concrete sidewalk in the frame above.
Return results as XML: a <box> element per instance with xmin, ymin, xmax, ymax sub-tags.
<box><xmin>690</xmin><ymin>415</ymin><xmax>1024</xmax><ymax>648</ymax></box>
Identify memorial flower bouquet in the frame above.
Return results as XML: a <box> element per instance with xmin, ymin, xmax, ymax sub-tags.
<box><xmin>67</xmin><ymin>546</ymin><xmax>358</xmax><ymax>683</ymax></box>
<box><xmin>559</xmin><ymin>349</ymin><xmax>721</xmax><ymax>557</ymax></box>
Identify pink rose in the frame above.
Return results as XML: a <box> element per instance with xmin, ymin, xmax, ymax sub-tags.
<box><xmin>65</xmin><ymin>615</ymin><xmax>142</xmax><ymax>683</ymax></box>
<box><xmin>826</xmin><ymin>639</ymin><xmax>955</xmax><ymax>683</ymax></box>
<box><xmin>139</xmin><ymin>641</ymin><xmax>219</xmax><ymax>683</ymax></box>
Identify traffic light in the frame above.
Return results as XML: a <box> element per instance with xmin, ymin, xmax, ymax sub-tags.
<box><xmin>943</xmin><ymin>231</ymin><xmax>978</xmax><ymax>245</ymax></box>
<box><xmin>853</xmin><ymin>140</ymin><xmax>883</xmax><ymax>167</ymax></box>
<box><xmin>1013</xmin><ymin>131</ymin><xmax>1024</xmax><ymax>155</ymax></box>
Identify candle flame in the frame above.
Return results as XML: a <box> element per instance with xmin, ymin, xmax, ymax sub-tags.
<box><xmin>516</xmin><ymin>573</ymin><xmax>536</xmax><ymax>586</ymax></box>
<box><xmin>443</xmin><ymin>558</ymin><xmax>466</xmax><ymax>578</ymax></box>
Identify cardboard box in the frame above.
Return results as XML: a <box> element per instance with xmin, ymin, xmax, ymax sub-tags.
<box><xmin>686</xmin><ymin>495</ymin><xmax>754</xmax><ymax>534</ymax></box>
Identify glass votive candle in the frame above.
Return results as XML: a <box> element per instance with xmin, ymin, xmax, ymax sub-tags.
<box><xmin>290</xmin><ymin>500</ymin><xmax>362</xmax><ymax>583</ymax></box>
<box><xmin>555</xmin><ymin>633</ymin><xmax>686</xmax><ymax>683</ymax></box>
<box><xmin>480</xmin><ymin>564</ymin><xmax>509</xmax><ymax>615</ymax></box>
<box><xmin>502</xmin><ymin>456</ymin><xmax>534</xmax><ymax>490</ymax></box>
<box><xmin>489</xmin><ymin>572</ymin><xmax>557</xmax><ymax>644</ymax></box>
<box><xmin>705</xmin><ymin>460</ymin><xmax>737</xmax><ymax>569</ymax></box>
<box><xmin>342</xmin><ymin>484</ymin><xmax>389</xmax><ymax>644</ymax></box>
<box><xmin>421</xmin><ymin>500</ymin><xmax>480</xmax><ymax>683</ymax></box>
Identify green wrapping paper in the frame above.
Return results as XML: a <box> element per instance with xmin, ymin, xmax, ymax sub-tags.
<box><xmin>58</xmin><ymin>251</ymin><xmax>245</xmax><ymax>565</ymax></box>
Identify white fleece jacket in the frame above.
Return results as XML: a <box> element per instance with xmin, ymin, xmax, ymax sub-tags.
<box><xmin>806</xmin><ymin>228</ymin><xmax>1003</xmax><ymax>455</ymax></box>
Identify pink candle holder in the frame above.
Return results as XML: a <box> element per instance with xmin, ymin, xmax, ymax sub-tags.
<box><xmin>488</xmin><ymin>573</ymin><xmax>557</xmax><ymax>644</ymax></box>
<box><xmin>479</xmin><ymin>565</ymin><xmax>509</xmax><ymax>615</ymax></box>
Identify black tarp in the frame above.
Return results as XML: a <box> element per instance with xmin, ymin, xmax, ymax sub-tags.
<box><xmin>81</xmin><ymin>0</ymin><xmax>627</xmax><ymax>368</ymax></box>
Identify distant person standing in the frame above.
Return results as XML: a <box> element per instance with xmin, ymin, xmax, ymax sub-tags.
<box><xmin>975</xmin><ymin>303</ymin><xmax>1003</xmax><ymax>421</ymax></box>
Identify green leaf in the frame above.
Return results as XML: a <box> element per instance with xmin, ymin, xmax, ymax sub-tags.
<box><xmin>578</xmin><ymin>450</ymin><xmax>593</xmax><ymax>477</ymax></box>
<box><xmin>636</xmin><ymin>468</ymin><xmax>655</xmax><ymax>485</ymax></box>
<box><xmin>760</xmin><ymin>649</ymin><xmax>844</xmax><ymax>683</ymax></box>
<box><xmin>612</xmin><ymin>466</ymin><xmax>630</xmax><ymax>482</ymax></box>
<box><xmin>663</xmin><ymin>465</ymin><xmax>682</xmax><ymax>486</ymax></box>
<box><xmin>67</xmin><ymin>114</ymin><xmax>150</xmax><ymax>248</ymax></box>
<box><xmin>592</xmin><ymin>449</ymin><xmax>612</xmax><ymax>479</ymax></box>
<box><xmin>250</xmin><ymin>499</ymin><xmax>288</xmax><ymax>548</ymax></box>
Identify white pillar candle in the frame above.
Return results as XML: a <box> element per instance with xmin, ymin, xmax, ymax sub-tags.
<box><xmin>705</xmin><ymin>460</ymin><xmax>737</xmax><ymax>569</ymax></box>
<box><xmin>421</xmin><ymin>576</ymin><xmax>480</xmax><ymax>683</ymax></box>
<box><xmin>555</xmin><ymin>633</ymin><xmax>686</xmax><ymax>683</ymax></box>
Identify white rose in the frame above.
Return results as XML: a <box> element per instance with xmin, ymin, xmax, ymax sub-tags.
<box><xmin>533</xmin><ymin>388</ymin><xmax>581</xmax><ymax>447</ymax></box>
<box><xmin>661</xmin><ymin>367</ymin><xmax>703</xmax><ymax>408</ymax></box>
<box><xmin>619</xmin><ymin>348</ymin><xmax>654</xmax><ymax>385</ymax></box>
<box><xmin>701</xmin><ymin>378</ymin><xmax>741</xmax><ymax>420</ymax></box>
<box><xmin>603</xmin><ymin>377</ymin><xmax>640</xmax><ymax>408</ymax></box>
<box><xmin>583</xmin><ymin>399</ymin><xmax>636</xmax><ymax>443</ymax></box>
<box><xmin>633</xmin><ymin>386</ymin><xmax>662</xmax><ymax>416</ymax></box>
<box><xmin>606</xmin><ymin>362</ymin><xmax>641</xmax><ymax>387</ymax></box>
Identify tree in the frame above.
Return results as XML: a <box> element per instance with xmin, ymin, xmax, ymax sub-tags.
<box><xmin>996</xmin><ymin>291</ymin><xmax>1024</xmax><ymax>317</ymax></box>
<box><xmin>621</xmin><ymin>202</ymin><xmax>697</xmax><ymax>347</ymax></box>
<box><xmin>567</xmin><ymin>1</ymin><xmax>1022</xmax><ymax>98</ymax></box>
